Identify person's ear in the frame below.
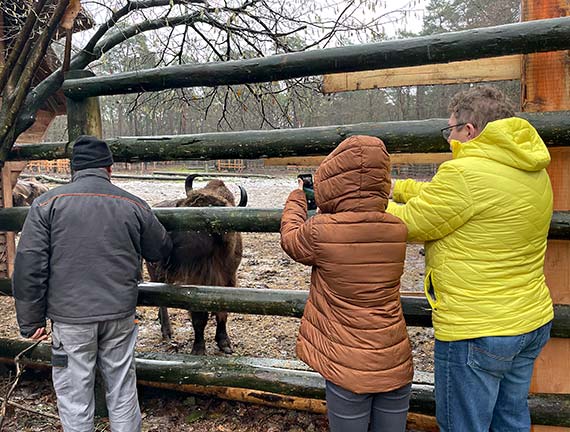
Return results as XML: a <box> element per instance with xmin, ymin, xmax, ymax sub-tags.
<box><xmin>465</xmin><ymin>123</ymin><xmax>476</xmax><ymax>138</ymax></box>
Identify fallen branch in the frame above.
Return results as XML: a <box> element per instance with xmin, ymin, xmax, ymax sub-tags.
<box><xmin>0</xmin><ymin>396</ymin><xmax>59</xmax><ymax>421</ymax></box>
<box><xmin>0</xmin><ymin>336</ymin><xmax>48</xmax><ymax>429</ymax></box>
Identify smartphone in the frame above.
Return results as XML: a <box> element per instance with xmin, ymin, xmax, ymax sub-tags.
<box><xmin>297</xmin><ymin>174</ymin><xmax>316</xmax><ymax>210</ymax></box>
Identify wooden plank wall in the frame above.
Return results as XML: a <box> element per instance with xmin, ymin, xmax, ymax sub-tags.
<box><xmin>15</xmin><ymin>110</ymin><xmax>59</xmax><ymax>144</ymax></box>
<box><xmin>323</xmin><ymin>55</ymin><xmax>522</xmax><ymax>93</ymax></box>
<box><xmin>523</xmin><ymin>1</ymin><xmax>570</xmax><ymax>431</ymax></box>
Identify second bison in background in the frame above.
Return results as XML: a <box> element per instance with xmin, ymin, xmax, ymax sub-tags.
<box><xmin>147</xmin><ymin>175</ymin><xmax>247</xmax><ymax>355</ymax></box>
<box><xmin>13</xmin><ymin>179</ymin><xmax>49</xmax><ymax>207</ymax></box>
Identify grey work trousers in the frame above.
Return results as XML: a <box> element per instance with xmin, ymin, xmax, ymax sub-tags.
<box><xmin>325</xmin><ymin>380</ymin><xmax>411</xmax><ymax>432</ymax></box>
<box><xmin>51</xmin><ymin>316</ymin><xmax>141</xmax><ymax>432</ymax></box>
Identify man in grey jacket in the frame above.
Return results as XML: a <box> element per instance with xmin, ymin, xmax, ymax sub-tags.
<box><xmin>13</xmin><ymin>135</ymin><xmax>172</xmax><ymax>432</ymax></box>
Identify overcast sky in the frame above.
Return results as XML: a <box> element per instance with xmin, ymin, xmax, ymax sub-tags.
<box><xmin>374</xmin><ymin>0</ymin><xmax>426</xmax><ymax>36</ymax></box>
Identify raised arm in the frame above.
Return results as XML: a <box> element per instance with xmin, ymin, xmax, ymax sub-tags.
<box><xmin>280</xmin><ymin>189</ymin><xmax>316</xmax><ymax>266</ymax></box>
<box><xmin>387</xmin><ymin>163</ymin><xmax>474</xmax><ymax>242</ymax></box>
<box><xmin>140</xmin><ymin>208</ymin><xmax>173</xmax><ymax>263</ymax></box>
<box><xmin>392</xmin><ymin>178</ymin><xmax>429</xmax><ymax>203</ymax></box>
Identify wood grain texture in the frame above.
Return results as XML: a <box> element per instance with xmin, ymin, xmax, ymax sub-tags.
<box><xmin>323</xmin><ymin>56</ymin><xmax>521</xmax><ymax>93</ymax></box>
<box><xmin>523</xmin><ymin>0</ymin><xmax>570</xmax><ymax>409</ymax></box>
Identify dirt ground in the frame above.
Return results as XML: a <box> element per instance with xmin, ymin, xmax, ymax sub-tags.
<box><xmin>0</xmin><ymin>172</ymin><xmax>433</xmax><ymax>431</ymax></box>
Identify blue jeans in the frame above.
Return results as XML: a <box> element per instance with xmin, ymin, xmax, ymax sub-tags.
<box><xmin>434</xmin><ymin>321</ymin><xmax>552</xmax><ymax>432</ymax></box>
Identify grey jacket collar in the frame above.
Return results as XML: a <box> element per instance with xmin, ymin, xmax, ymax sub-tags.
<box><xmin>72</xmin><ymin>168</ymin><xmax>111</xmax><ymax>182</ymax></box>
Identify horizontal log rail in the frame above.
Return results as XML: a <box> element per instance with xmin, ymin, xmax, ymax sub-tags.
<box><xmin>0</xmin><ymin>207</ymin><xmax>294</xmax><ymax>233</ymax></box>
<box><xmin>0</xmin><ymin>339</ymin><xmax>567</xmax><ymax>426</ymax></box>
<box><xmin>0</xmin><ymin>207</ymin><xmax>568</xmax><ymax>240</ymax></box>
<box><xmin>0</xmin><ymin>280</ymin><xmax>568</xmax><ymax>338</ymax></box>
<box><xmin>60</xmin><ymin>17</ymin><xmax>570</xmax><ymax>98</ymax></box>
<box><xmin>153</xmin><ymin>171</ymin><xmax>274</xmax><ymax>179</ymax></box>
<box><xmin>9</xmin><ymin>111</ymin><xmax>570</xmax><ymax>161</ymax></box>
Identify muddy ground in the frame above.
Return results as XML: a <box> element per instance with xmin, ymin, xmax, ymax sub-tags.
<box><xmin>0</xmin><ymin>171</ymin><xmax>433</xmax><ymax>431</ymax></box>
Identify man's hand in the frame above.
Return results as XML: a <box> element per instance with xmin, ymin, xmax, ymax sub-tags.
<box><xmin>29</xmin><ymin>327</ymin><xmax>48</xmax><ymax>341</ymax></box>
<box><xmin>297</xmin><ymin>178</ymin><xmax>304</xmax><ymax>190</ymax></box>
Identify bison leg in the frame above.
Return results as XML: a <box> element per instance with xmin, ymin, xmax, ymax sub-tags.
<box><xmin>158</xmin><ymin>307</ymin><xmax>173</xmax><ymax>339</ymax></box>
<box><xmin>214</xmin><ymin>312</ymin><xmax>233</xmax><ymax>354</ymax></box>
<box><xmin>190</xmin><ymin>311</ymin><xmax>208</xmax><ymax>355</ymax></box>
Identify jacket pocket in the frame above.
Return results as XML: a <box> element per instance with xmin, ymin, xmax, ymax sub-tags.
<box><xmin>424</xmin><ymin>269</ymin><xmax>439</xmax><ymax>311</ymax></box>
<box><xmin>51</xmin><ymin>325</ymin><xmax>72</xmax><ymax>395</ymax></box>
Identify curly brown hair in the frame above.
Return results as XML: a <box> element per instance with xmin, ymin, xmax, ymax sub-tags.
<box><xmin>448</xmin><ymin>86</ymin><xmax>516</xmax><ymax>131</ymax></box>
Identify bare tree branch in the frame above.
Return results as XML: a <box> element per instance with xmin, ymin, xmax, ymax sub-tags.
<box><xmin>0</xmin><ymin>0</ymin><xmax>48</xmax><ymax>96</ymax></box>
<box><xmin>236</xmin><ymin>12</ymin><xmax>304</xmax><ymax>52</ymax></box>
<box><xmin>0</xmin><ymin>0</ymin><xmax>72</xmax><ymax>162</ymax></box>
<box><xmin>177</xmin><ymin>24</ymin><xmax>190</xmax><ymax>64</ymax></box>
<box><xmin>303</xmin><ymin>0</ymin><xmax>359</xmax><ymax>50</ymax></box>
<box><xmin>0</xmin><ymin>336</ymin><xmax>48</xmax><ymax>428</ymax></box>
<box><xmin>191</xmin><ymin>23</ymin><xmax>225</xmax><ymax>60</ymax></box>
<box><xmin>12</xmin><ymin>0</ymin><xmax>416</xmax><ymax>138</ymax></box>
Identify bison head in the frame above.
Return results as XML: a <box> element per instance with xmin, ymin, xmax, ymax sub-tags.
<box><xmin>183</xmin><ymin>174</ymin><xmax>247</xmax><ymax>207</ymax></box>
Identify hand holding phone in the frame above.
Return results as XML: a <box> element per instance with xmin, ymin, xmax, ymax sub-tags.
<box><xmin>297</xmin><ymin>174</ymin><xmax>316</xmax><ymax>210</ymax></box>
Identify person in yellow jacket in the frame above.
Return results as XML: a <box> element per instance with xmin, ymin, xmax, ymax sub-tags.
<box><xmin>387</xmin><ymin>86</ymin><xmax>553</xmax><ymax>432</ymax></box>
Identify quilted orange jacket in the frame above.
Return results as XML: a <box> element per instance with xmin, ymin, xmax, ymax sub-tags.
<box><xmin>280</xmin><ymin>135</ymin><xmax>413</xmax><ymax>394</ymax></box>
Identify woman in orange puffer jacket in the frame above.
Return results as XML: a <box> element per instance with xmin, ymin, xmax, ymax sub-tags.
<box><xmin>280</xmin><ymin>135</ymin><xmax>413</xmax><ymax>432</ymax></box>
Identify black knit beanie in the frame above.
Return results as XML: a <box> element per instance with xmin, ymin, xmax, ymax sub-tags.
<box><xmin>71</xmin><ymin>135</ymin><xmax>114</xmax><ymax>171</ymax></box>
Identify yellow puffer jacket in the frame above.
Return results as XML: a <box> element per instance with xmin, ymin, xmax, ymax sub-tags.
<box><xmin>387</xmin><ymin>117</ymin><xmax>554</xmax><ymax>341</ymax></box>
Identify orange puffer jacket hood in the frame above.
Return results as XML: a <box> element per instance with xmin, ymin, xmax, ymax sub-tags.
<box><xmin>315</xmin><ymin>135</ymin><xmax>392</xmax><ymax>214</ymax></box>
<box><xmin>280</xmin><ymin>135</ymin><xmax>413</xmax><ymax>394</ymax></box>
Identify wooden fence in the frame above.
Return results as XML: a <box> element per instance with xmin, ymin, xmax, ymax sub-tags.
<box><xmin>1</xmin><ymin>12</ymin><xmax>570</xmax><ymax>430</ymax></box>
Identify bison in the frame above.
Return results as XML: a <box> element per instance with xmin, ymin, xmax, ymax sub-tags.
<box><xmin>147</xmin><ymin>175</ymin><xmax>247</xmax><ymax>355</ymax></box>
<box><xmin>12</xmin><ymin>179</ymin><xmax>49</xmax><ymax>207</ymax></box>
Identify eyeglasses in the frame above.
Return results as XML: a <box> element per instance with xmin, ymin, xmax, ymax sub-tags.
<box><xmin>441</xmin><ymin>123</ymin><xmax>467</xmax><ymax>141</ymax></box>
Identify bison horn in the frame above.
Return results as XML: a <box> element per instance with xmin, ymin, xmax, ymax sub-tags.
<box><xmin>185</xmin><ymin>174</ymin><xmax>199</xmax><ymax>197</ymax></box>
<box><xmin>238</xmin><ymin>186</ymin><xmax>248</xmax><ymax>207</ymax></box>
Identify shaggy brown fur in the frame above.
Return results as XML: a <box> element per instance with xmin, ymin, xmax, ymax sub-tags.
<box><xmin>146</xmin><ymin>175</ymin><xmax>245</xmax><ymax>355</ymax></box>
<box><xmin>12</xmin><ymin>179</ymin><xmax>49</xmax><ymax>207</ymax></box>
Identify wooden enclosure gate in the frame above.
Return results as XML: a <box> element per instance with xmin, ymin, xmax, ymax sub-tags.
<box><xmin>216</xmin><ymin>159</ymin><xmax>245</xmax><ymax>172</ymax></box>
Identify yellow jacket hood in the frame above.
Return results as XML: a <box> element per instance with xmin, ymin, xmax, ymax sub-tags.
<box><xmin>450</xmin><ymin>117</ymin><xmax>550</xmax><ymax>171</ymax></box>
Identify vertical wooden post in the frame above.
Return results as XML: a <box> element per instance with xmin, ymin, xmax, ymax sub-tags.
<box><xmin>521</xmin><ymin>1</ymin><xmax>570</xmax><ymax>432</ymax></box>
<box><xmin>0</xmin><ymin>162</ymin><xmax>28</xmax><ymax>277</ymax></box>
<box><xmin>0</xmin><ymin>5</ymin><xmax>7</xmax><ymax>280</ymax></box>
<box><xmin>0</xmin><ymin>172</ymin><xmax>12</xmax><ymax>279</ymax></box>
<box><xmin>0</xmin><ymin>7</ymin><xmax>4</xmax><ymax>76</ymax></box>
<box><xmin>65</xmin><ymin>69</ymin><xmax>103</xmax><ymax>142</ymax></box>
<box><xmin>65</xmin><ymin>69</ymin><xmax>108</xmax><ymax>418</ymax></box>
